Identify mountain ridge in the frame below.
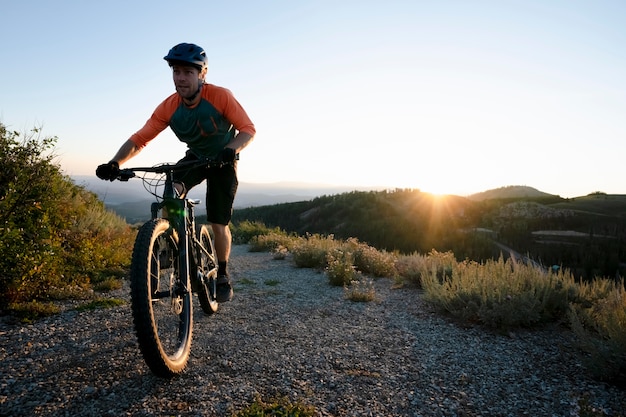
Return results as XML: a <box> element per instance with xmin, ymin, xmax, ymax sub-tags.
<box><xmin>467</xmin><ymin>185</ymin><xmax>557</xmax><ymax>201</ymax></box>
<box><xmin>73</xmin><ymin>176</ymin><xmax>619</xmax><ymax>223</ymax></box>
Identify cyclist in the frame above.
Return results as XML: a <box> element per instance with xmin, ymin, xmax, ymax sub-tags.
<box><xmin>96</xmin><ymin>42</ymin><xmax>256</xmax><ymax>303</ymax></box>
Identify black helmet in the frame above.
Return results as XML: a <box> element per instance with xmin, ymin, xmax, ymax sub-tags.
<box><xmin>164</xmin><ymin>43</ymin><xmax>208</xmax><ymax>71</ymax></box>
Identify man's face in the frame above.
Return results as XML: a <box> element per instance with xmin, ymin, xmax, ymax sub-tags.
<box><xmin>172</xmin><ymin>65</ymin><xmax>203</xmax><ymax>99</ymax></box>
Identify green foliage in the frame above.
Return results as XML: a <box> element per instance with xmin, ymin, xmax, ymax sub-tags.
<box><xmin>93</xmin><ymin>277</ymin><xmax>124</xmax><ymax>292</ymax></box>
<box><xmin>232</xmin><ymin>220</ymin><xmax>284</xmax><ymax>244</ymax></box>
<box><xmin>75</xmin><ymin>298</ymin><xmax>126</xmax><ymax>312</ymax></box>
<box><xmin>0</xmin><ymin>123</ymin><xmax>135</xmax><ymax>310</ymax></box>
<box><xmin>7</xmin><ymin>300</ymin><xmax>61</xmax><ymax>323</ymax></box>
<box><xmin>234</xmin><ymin>396</ymin><xmax>316</xmax><ymax>417</ymax></box>
<box><xmin>232</xmin><ymin>190</ymin><xmax>477</xmax><ymax>254</ymax></box>
<box><xmin>235</xmin><ymin>221</ymin><xmax>300</xmax><ymax>254</ymax></box>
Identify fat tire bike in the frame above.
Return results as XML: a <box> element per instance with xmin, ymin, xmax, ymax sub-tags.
<box><xmin>115</xmin><ymin>159</ymin><xmax>225</xmax><ymax>377</ymax></box>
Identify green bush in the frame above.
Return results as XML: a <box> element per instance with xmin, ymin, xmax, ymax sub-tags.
<box><xmin>0</xmin><ymin>124</ymin><xmax>135</xmax><ymax>309</ymax></box>
<box><xmin>233</xmin><ymin>220</ymin><xmax>284</xmax><ymax>244</ymax></box>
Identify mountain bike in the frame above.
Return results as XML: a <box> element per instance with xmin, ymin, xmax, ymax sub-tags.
<box><xmin>116</xmin><ymin>159</ymin><xmax>225</xmax><ymax>378</ymax></box>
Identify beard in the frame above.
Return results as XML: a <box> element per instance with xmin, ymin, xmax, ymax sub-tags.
<box><xmin>176</xmin><ymin>82</ymin><xmax>202</xmax><ymax>100</ymax></box>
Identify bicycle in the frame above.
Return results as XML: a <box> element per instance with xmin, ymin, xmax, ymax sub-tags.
<box><xmin>116</xmin><ymin>158</ymin><xmax>226</xmax><ymax>377</ymax></box>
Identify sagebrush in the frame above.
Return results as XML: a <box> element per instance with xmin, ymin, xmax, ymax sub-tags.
<box><xmin>0</xmin><ymin>123</ymin><xmax>135</xmax><ymax>310</ymax></box>
<box><xmin>235</xmin><ymin>221</ymin><xmax>626</xmax><ymax>384</ymax></box>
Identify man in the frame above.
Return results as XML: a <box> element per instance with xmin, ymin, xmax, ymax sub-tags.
<box><xmin>96</xmin><ymin>42</ymin><xmax>255</xmax><ymax>303</ymax></box>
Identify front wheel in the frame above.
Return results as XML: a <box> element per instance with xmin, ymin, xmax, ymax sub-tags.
<box><xmin>130</xmin><ymin>218</ymin><xmax>193</xmax><ymax>378</ymax></box>
<box><xmin>196</xmin><ymin>225</ymin><xmax>219</xmax><ymax>314</ymax></box>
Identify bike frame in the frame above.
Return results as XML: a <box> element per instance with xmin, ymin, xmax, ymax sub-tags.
<box><xmin>119</xmin><ymin>160</ymin><xmax>216</xmax><ymax>297</ymax></box>
<box><xmin>118</xmin><ymin>158</ymin><xmax>224</xmax><ymax>377</ymax></box>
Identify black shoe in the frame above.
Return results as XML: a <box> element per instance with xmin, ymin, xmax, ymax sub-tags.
<box><xmin>191</xmin><ymin>271</ymin><xmax>201</xmax><ymax>293</ymax></box>
<box><xmin>216</xmin><ymin>274</ymin><xmax>233</xmax><ymax>303</ymax></box>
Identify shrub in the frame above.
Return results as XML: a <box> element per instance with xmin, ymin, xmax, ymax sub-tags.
<box><xmin>233</xmin><ymin>220</ymin><xmax>284</xmax><ymax>245</ymax></box>
<box><xmin>344</xmin><ymin>277</ymin><xmax>376</xmax><ymax>302</ymax></box>
<box><xmin>291</xmin><ymin>234</ymin><xmax>337</xmax><ymax>269</ymax></box>
<box><xmin>0</xmin><ymin>124</ymin><xmax>135</xmax><ymax>309</ymax></box>
<box><xmin>272</xmin><ymin>245</ymin><xmax>289</xmax><ymax>260</ymax></box>
<box><xmin>7</xmin><ymin>300</ymin><xmax>61</xmax><ymax>323</ymax></box>
<box><xmin>342</xmin><ymin>238</ymin><xmax>397</xmax><ymax>278</ymax></box>
<box><xmin>249</xmin><ymin>231</ymin><xmax>298</xmax><ymax>253</ymax></box>
<box><xmin>75</xmin><ymin>298</ymin><xmax>126</xmax><ymax>312</ymax></box>
<box><xmin>395</xmin><ymin>252</ymin><xmax>428</xmax><ymax>286</ymax></box>
<box><xmin>235</xmin><ymin>396</ymin><xmax>316</xmax><ymax>417</ymax></box>
<box><xmin>326</xmin><ymin>248</ymin><xmax>359</xmax><ymax>286</ymax></box>
<box><xmin>395</xmin><ymin>250</ymin><xmax>457</xmax><ymax>287</ymax></box>
<box><xmin>569</xmin><ymin>277</ymin><xmax>626</xmax><ymax>383</ymax></box>
<box><xmin>421</xmin><ymin>255</ymin><xmax>576</xmax><ymax>329</ymax></box>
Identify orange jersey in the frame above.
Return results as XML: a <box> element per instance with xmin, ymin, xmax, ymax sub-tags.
<box><xmin>129</xmin><ymin>83</ymin><xmax>255</xmax><ymax>158</ymax></box>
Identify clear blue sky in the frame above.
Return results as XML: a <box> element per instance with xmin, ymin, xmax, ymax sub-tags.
<box><xmin>2</xmin><ymin>0</ymin><xmax>625</xmax><ymax>197</ymax></box>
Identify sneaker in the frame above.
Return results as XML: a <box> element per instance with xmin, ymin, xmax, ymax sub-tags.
<box><xmin>191</xmin><ymin>271</ymin><xmax>201</xmax><ymax>293</ymax></box>
<box><xmin>216</xmin><ymin>274</ymin><xmax>233</xmax><ymax>303</ymax></box>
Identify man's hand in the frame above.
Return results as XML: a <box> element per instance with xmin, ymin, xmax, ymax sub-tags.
<box><xmin>96</xmin><ymin>161</ymin><xmax>120</xmax><ymax>181</ymax></box>
<box><xmin>216</xmin><ymin>148</ymin><xmax>236</xmax><ymax>164</ymax></box>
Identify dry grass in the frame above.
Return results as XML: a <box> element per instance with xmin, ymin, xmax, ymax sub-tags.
<box><xmin>236</xmin><ymin>222</ymin><xmax>626</xmax><ymax>384</ymax></box>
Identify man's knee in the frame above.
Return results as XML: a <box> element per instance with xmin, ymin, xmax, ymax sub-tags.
<box><xmin>211</xmin><ymin>223</ymin><xmax>230</xmax><ymax>236</ymax></box>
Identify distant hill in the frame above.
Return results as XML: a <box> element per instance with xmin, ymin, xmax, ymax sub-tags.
<box><xmin>74</xmin><ymin>173</ymin><xmax>624</xmax><ymax>278</ymax></box>
<box><xmin>71</xmin><ymin>175</ymin><xmax>388</xmax><ymax>222</ymax></box>
<box><xmin>231</xmin><ymin>188</ymin><xmax>625</xmax><ymax>279</ymax></box>
<box><xmin>550</xmin><ymin>193</ymin><xmax>626</xmax><ymax>217</ymax></box>
<box><xmin>468</xmin><ymin>185</ymin><xmax>557</xmax><ymax>201</ymax></box>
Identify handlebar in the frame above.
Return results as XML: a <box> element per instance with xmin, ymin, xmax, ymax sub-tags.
<box><xmin>116</xmin><ymin>158</ymin><xmax>229</xmax><ymax>182</ymax></box>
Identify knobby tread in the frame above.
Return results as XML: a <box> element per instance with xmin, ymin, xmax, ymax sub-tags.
<box><xmin>130</xmin><ymin>219</ymin><xmax>192</xmax><ymax>378</ymax></box>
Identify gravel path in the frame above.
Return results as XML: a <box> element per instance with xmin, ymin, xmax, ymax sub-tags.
<box><xmin>1</xmin><ymin>245</ymin><xmax>625</xmax><ymax>416</ymax></box>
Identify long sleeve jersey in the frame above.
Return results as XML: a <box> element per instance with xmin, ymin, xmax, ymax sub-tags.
<box><xmin>129</xmin><ymin>83</ymin><xmax>255</xmax><ymax>158</ymax></box>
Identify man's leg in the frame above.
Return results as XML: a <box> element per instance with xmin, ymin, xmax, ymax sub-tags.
<box><xmin>213</xmin><ymin>223</ymin><xmax>234</xmax><ymax>302</ymax></box>
<box><xmin>211</xmin><ymin>223</ymin><xmax>231</xmax><ymax>266</ymax></box>
<box><xmin>207</xmin><ymin>163</ymin><xmax>237</xmax><ymax>303</ymax></box>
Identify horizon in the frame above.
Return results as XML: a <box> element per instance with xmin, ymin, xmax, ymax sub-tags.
<box><xmin>73</xmin><ymin>173</ymin><xmax>618</xmax><ymax>200</ymax></box>
<box><xmin>3</xmin><ymin>1</ymin><xmax>625</xmax><ymax>198</ymax></box>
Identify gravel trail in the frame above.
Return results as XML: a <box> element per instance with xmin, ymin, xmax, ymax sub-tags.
<box><xmin>1</xmin><ymin>245</ymin><xmax>625</xmax><ymax>416</ymax></box>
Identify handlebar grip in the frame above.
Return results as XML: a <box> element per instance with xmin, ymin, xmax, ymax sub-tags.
<box><xmin>118</xmin><ymin>170</ymin><xmax>136</xmax><ymax>182</ymax></box>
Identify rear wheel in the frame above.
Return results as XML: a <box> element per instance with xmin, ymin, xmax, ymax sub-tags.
<box><xmin>130</xmin><ymin>219</ymin><xmax>193</xmax><ymax>378</ymax></box>
<box><xmin>196</xmin><ymin>225</ymin><xmax>219</xmax><ymax>314</ymax></box>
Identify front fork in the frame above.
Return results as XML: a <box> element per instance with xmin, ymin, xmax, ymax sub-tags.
<box><xmin>152</xmin><ymin>199</ymin><xmax>192</xmax><ymax>295</ymax></box>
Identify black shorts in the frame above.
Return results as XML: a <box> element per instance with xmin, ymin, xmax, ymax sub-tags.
<box><xmin>172</xmin><ymin>153</ymin><xmax>238</xmax><ymax>225</ymax></box>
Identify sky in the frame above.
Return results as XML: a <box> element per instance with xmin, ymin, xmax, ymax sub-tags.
<box><xmin>1</xmin><ymin>0</ymin><xmax>625</xmax><ymax>198</ymax></box>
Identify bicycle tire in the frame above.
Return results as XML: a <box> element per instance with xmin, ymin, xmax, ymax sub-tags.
<box><xmin>196</xmin><ymin>225</ymin><xmax>219</xmax><ymax>314</ymax></box>
<box><xmin>130</xmin><ymin>218</ymin><xmax>193</xmax><ymax>378</ymax></box>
